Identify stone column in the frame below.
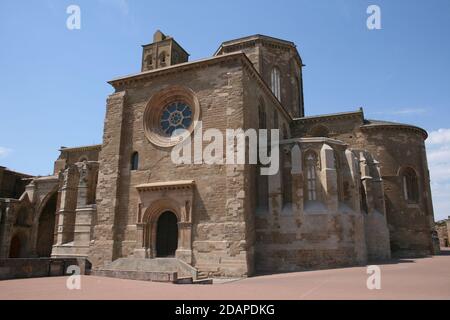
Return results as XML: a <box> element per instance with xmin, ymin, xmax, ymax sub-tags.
<box><xmin>89</xmin><ymin>91</ymin><xmax>127</xmax><ymax>268</ymax></box>
<box><xmin>371</xmin><ymin>159</ymin><xmax>387</xmax><ymax>215</ymax></box>
<box><xmin>291</xmin><ymin>144</ymin><xmax>303</xmax><ymax>218</ymax></box>
<box><xmin>320</xmin><ymin>144</ymin><xmax>338</xmax><ymax>212</ymax></box>
<box><xmin>176</xmin><ymin>222</ymin><xmax>193</xmax><ymax>264</ymax></box>
<box><xmin>359</xmin><ymin>152</ymin><xmax>374</xmax><ymax>214</ymax></box>
<box><xmin>268</xmin><ymin>159</ymin><xmax>282</xmax><ymax>221</ymax></box>
<box><xmin>345</xmin><ymin>149</ymin><xmax>361</xmax><ymax>212</ymax></box>
<box><xmin>55</xmin><ymin>165</ymin><xmax>78</xmax><ymax>245</ymax></box>
<box><xmin>133</xmin><ymin>222</ymin><xmax>146</xmax><ymax>258</ymax></box>
<box><xmin>70</xmin><ymin>162</ymin><xmax>97</xmax><ymax>257</ymax></box>
<box><xmin>0</xmin><ymin>202</ymin><xmax>13</xmax><ymax>258</ymax></box>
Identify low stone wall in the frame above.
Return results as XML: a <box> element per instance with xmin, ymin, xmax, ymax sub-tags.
<box><xmin>0</xmin><ymin>258</ymin><xmax>91</xmax><ymax>280</ymax></box>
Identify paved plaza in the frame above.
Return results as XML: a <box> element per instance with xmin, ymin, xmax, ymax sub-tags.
<box><xmin>0</xmin><ymin>249</ymin><xmax>449</xmax><ymax>300</ymax></box>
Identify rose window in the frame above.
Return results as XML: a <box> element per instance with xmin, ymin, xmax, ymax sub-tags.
<box><xmin>160</xmin><ymin>102</ymin><xmax>193</xmax><ymax>136</ymax></box>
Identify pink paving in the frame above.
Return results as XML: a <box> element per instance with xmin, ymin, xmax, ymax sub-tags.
<box><xmin>1</xmin><ymin>249</ymin><xmax>449</xmax><ymax>300</ymax></box>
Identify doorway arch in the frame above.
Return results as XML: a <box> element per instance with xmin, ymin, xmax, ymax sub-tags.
<box><xmin>156</xmin><ymin>211</ymin><xmax>178</xmax><ymax>257</ymax></box>
<box><xmin>9</xmin><ymin>233</ymin><xmax>23</xmax><ymax>258</ymax></box>
<box><xmin>36</xmin><ymin>192</ymin><xmax>57</xmax><ymax>257</ymax></box>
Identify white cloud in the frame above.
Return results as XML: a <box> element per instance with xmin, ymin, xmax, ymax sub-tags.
<box><xmin>428</xmin><ymin>128</ymin><xmax>450</xmax><ymax>145</ymax></box>
<box><xmin>0</xmin><ymin>147</ymin><xmax>12</xmax><ymax>159</ymax></box>
<box><xmin>372</xmin><ymin>108</ymin><xmax>427</xmax><ymax>116</ymax></box>
<box><xmin>426</xmin><ymin>129</ymin><xmax>450</xmax><ymax>220</ymax></box>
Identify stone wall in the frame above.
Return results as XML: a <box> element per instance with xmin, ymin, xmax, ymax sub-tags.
<box><xmin>92</xmin><ymin>55</ymin><xmax>257</xmax><ymax>277</ymax></box>
<box><xmin>0</xmin><ymin>257</ymin><xmax>90</xmax><ymax>280</ymax></box>
<box><xmin>251</xmin><ymin>138</ymin><xmax>372</xmax><ymax>272</ymax></box>
<box><xmin>292</xmin><ymin>110</ymin><xmax>436</xmax><ymax>257</ymax></box>
<box><xmin>0</xmin><ymin>166</ymin><xmax>32</xmax><ymax>199</ymax></box>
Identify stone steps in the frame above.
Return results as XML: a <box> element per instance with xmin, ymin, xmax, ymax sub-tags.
<box><xmin>93</xmin><ymin>257</ymin><xmax>199</xmax><ymax>283</ymax></box>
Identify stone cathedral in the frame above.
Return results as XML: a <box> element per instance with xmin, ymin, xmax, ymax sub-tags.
<box><xmin>0</xmin><ymin>31</ymin><xmax>439</xmax><ymax>281</ymax></box>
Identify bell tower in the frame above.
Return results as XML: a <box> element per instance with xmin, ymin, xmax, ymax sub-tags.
<box><xmin>141</xmin><ymin>30</ymin><xmax>190</xmax><ymax>72</ymax></box>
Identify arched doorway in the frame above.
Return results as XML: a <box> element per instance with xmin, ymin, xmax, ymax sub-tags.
<box><xmin>9</xmin><ymin>234</ymin><xmax>22</xmax><ymax>258</ymax></box>
<box><xmin>156</xmin><ymin>211</ymin><xmax>178</xmax><ymax>257</ymax></box>
<box><xmin>36</xmin><ymin>193</ymin><xmax>57</xmax><ymax>257</ymax></box>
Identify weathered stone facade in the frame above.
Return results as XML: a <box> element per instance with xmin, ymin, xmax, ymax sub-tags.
<box><xmin>0</xmin><ymin>31</ymin><xmax>439</xmax><ymax>279</ymax></box>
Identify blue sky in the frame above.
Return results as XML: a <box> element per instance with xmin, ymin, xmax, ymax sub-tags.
<box><xmin>0</xmin><ymin>0</ymin><xmax>449</xmax><ymax>220</ymax></box>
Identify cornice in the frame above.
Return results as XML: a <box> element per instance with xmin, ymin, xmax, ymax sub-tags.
<box><xmin>136</xmin><ymin>180</ymin><xmax>195</xmax><ymax>192</ymax></box>
<box><xmin>59</xmin><ymin>144</ymin><xmax>102</xmax><ymax>153</ymax></box>
<box><xmin>108</xmin><ymin>53</ymin><xmax>244</xmax><ymax>89</ymax></box>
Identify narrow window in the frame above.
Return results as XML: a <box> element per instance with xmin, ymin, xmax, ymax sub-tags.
<box><xmin>258</xmin><ymin>101</ymin><xmax>267</xmax><ymax>129</ymax></box>
<box><xmin>256</xmin><ymin>100</ymin><xmax>268</xmax><ymax>211</ymax></box>
<box><xmin>282</xmin><ymin>149</ymin><xmax>292</xmax><ymax>205</ymax></box>
<box><xmin>271</xmin><ymin>67</ymin><xmax>281</xmax><ymax>101</ymax></box>
<box><xmin>402</xmin><ymin>167</ymin><xmax>419</xmax><ymax>202</ymax></box>
<box><xmin>305</xmin><ymin>151</ymin><xmax>318</xmax><ymax>201</ymax></box>
<box><xmin>159</xmin><ymin>52</ymin><xmax>166</xmax><ymax>65</ymax></box>
<box><xmin>294</xmin><ymin>76</ymin><xmax>300</xmax><ymax>116</ymax></box>
<box><xmin>146</xmin><ymin>54</ymin><xmax>153</xmax><ymax>67</ymax></box>
<box><xmin>131</xmin><ymin>152</ymin><xmax>139</xmax><ymax>171</ymax></box>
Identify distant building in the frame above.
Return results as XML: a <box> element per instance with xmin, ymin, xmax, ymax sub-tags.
<box><xmin>435</xmin><ymin>219</ymin><xmax>450</xmax><ymax>247</ymax></box>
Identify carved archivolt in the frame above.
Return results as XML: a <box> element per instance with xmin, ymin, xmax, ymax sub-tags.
<box><xmin>134</xmin><ymin>180</ymin><xmax>194</xmax><ymax>259</ymax></box>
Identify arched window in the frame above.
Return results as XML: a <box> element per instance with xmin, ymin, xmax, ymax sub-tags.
<box><xmin>271</xmin><ymin>67</ymin><xmax>281</xmax><ymax>101</ymax></box>
<box><xmin>402</xmin><ymin>167</ymin><xmax>419</xmax><ymax>202</ymax></box>
<box><xmin>159</xmin><ymin>52</ymin><xmax>166</xmax><ymax>65</ymax></box>
<box><xmin>258</xmin><ymin>100</ymin><xmax>267</xmax><ymax>129</ymax></box>
<box><xmin>304</xmin><ymin>151</ymin><xmax>318</xmax><ymax>201</ymax></box>
<box><xmin>294</xmin><ymin>76</ymin><xmax>300</xmax><ymax>116</ymax></box>
<box><xmin>131</xmin><ymin>152</ymin><xmax>139</xmax><ymax>171</ymax></box>
<box><xmin>256</xmin><ymin>100</ymin><xmax>269</xmax><ymax>212</ymax></box>
<box><xmin>146</xmin><ymin>54</ymin><xmax>153</xmax><ymax>67</ymax></box>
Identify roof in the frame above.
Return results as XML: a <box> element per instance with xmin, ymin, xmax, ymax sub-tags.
<box><xmin>361</xmin><ymin>119</ymin><xmax>428</xmax><ymax>139</ymax></box>
<box><xmin>214</xmin><ymin>34</ymin><xmax>303</xmax><ymax>66</ymax></box>
<box><xmin>294</xmin><ymin>109</ymin><xmax>364</xmax><ymax>122</ymax></box>
<box><xmin>108</xmin><ymin>52</ymin><xmax>243</xmax><ymax>85</ymax></box>
<box><xmin>0</xmin><ymin>166</ymin><xmax>33</xmax><ymax>178</ymax></box>
<box><xmin>107</xmin><ymin>51</ymin><xmax>293</xmax><ymax>121</ymax></box>
<box><xmin>217</xmin><ymin>34</ymin><xmax>296</xmax><ymax>50</ymax></box>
